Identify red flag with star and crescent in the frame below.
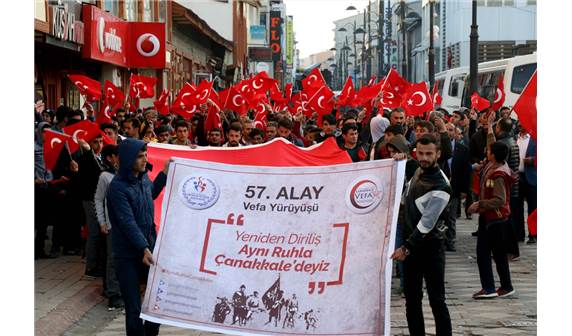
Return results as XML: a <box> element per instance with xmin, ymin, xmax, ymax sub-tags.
<box><xmin>470</xmin><ymin>92</ymin><xmax>491</xmax><ymax>111</ymax></box>
<box><xmin>104</xmin><ymin>80</ymin><xmax>125</xmax><ymax>107</ymax></box>
<box><xmin>95</xmin><ymin>104</ymin><xmax>116</xmax><ymax>125</ymax></box>
<box><xmin>68</xmin><ymin>74</ymin><xmax>102</xmax><ymax>102</ymax></box>
<box><xmin>307</xmin><ymin>85</ymin><xmax>335</xmax><ymax>125</ymax></box>
<box><xmin>224</xmin><ymin>86</ymin><xmax>249</xmax><ymax>116</ymax></box>
<box><xmin>302</xmin><ymin>68</ymin><xmax>326</xmax><ymax>97</ymax></box>
<box><xmin>432</xmin><ymin>83</ymin><xmax>443</xmax><ymax>108</ymax></box>
<box><xmin>337</xmin><ymin>77</ymin><xmax>356</xmax><ymax>107</ymax></box>
<box><xmin>43</xmin><ymin>130</ymin><xmax>71</xmax><ymax>171</ymax></box>
<box><xmin>512</xmin><ymin>71</ymin><xmax>537</xmax><ymax>140</ymax></box>
<box><xmin>492</xmin><ymin>75</ymin><xmax>506</xmax><ymax>111</ymax></box>
<box><xmin>172</xmin><ymin>83</ymin><xmax>198</xmax><ymax>119</ymax></box>
<box><xmin>401</xmin><ymin>82</ymin><xmax>434</xmax><ymax>116</ymax></box>
<box><xmin>129</xmin><ymin>74</ymin><xmax>157</xmax><ymax>99</ymax></box>
<box><xmin>153</xmin><ymin>89</ymin><xmax>171</xmax><ymax>116</ymax></box>
<box><xmin>382</xmin><ymin>69</ymin><xmax>410</xmax><ymax>97</ymax></box>
<box><xmin>189</xmin><ymin>80</ymin><xmax>213</xmax><ymax>106</ymax></box>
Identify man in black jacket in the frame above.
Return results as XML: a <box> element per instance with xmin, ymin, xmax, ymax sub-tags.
<box><xmin>392</xmin><ymin>133</ymin><xmax>452</xmax><ymax>336</ymax></box>
<box><xmin>76</xmin><ymin>135</ymin><xmax>106</xmax><ymax>277</ymax></box>
<box><xmin>444</xmin><ymin>123</ymin><xmax>471</xmax><ymax>251</ymax></box>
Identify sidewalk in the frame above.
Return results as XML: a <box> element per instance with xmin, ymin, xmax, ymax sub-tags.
<box><xmin>36</xmin><ymin>216</ymin><xmax>536</xmax><ymax>335</ymax></box>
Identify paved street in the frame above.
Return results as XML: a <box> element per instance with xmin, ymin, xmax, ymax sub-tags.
<box><xmin>36</xmin><ymin>216</ymin><xmax>537</xmax><ymax>336</ymax></box>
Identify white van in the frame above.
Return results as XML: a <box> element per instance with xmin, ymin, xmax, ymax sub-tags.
<box><xmin>435</xmin><ymin>53</ymin><xmax>536</xmax><ymax>113</ymax></box>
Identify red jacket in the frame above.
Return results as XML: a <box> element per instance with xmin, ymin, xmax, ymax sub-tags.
<box><xmin>478</xmin><ymin>163</ymin><xmax>516</xmax><ymax>224</ymax></box>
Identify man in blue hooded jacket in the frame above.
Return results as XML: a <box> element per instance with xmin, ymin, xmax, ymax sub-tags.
<box><xmin>107</xmin><ymin>139</ymin><xmax>169</xmax><ymax>336</ymax></box>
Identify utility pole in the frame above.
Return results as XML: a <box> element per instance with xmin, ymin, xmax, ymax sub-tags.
<box><xmin>400</xmin><ymin>0</ymin><xmax>407</xmax><ymax>79</ymax></box>
<box><xmin>470</xmin><ymin>0</ymin><xmax>479</xmax><ymax>97</ymax></box>
<box><xmin>386</xmin><ymin>0</ymin><xmax>392</xmax><ymax>73</ymax></box>
<box><xmin>367</xmin><ymin>0</ymin><xmax>372</xmax><ymax>82</ymax></box>
<box><xmin>428</xmin><ymin>0</ymin><xmax>435</xmax><ymax>91</ymax></box>
<box><xmin>378</xmin><ymin>0</ymin><xmax>384</xmax><ymax>78</ymax></box>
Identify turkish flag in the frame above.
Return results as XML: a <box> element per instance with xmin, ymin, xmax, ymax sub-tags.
<box><xmin>62</xmin><ymin>120</ymin><xmax>102</xmax><ymax>153</ymax></box>
<box><xmin>129</xmin><ymin>74</ymin><xmax>157</xmax><ymax>99</ymax></box>
<box><xmin>204</xmin><ymin>106</ymin><xmax>222</xmax><ymax>134</ymax></box>
<box><xmin>103</xmin><ymin>80</ymin><xmax>125</xmax><ymax>107</ymax></box>
<box><xmin>307</xmin><ymin>85</ymin><xmax>335</xmax><ymax>124</ymax></box>
<box><xmin>254</xmin><ymin>109</ymin><xmax>269</xmax><ymax>130</ymax></box>
<box><xmin>285</xmin><ymin>83</ymin><xmax>293</xmax><ymax>101</ymax></box>
<box><xmin>153</xmin><ymin>89</ymin><xmax>170</xmax><ymax>116</ymax></box>
<box><xmin>382</xmin><ymin>69</ymin><xmax>410</xmax><ymax>96</ymax></box>
<box><xmin>250</xmin><ymin>71</ymin><xmax>278</xmax><ymax>95</ymax></box>
<box><xmin>68</xmin><ymin>74</ymin><xmax>102</xmax><ymax>102</ymax></box>
<box><xmin>302</xmin><ymin>68</ymin><xmax>326</xmax><ymax>96</ymax></box>
<box><xmin>401</xmin><ymin>82</ymin><xmax>434</xmax><ymax>116</ymax></box>
<box><xmin>224</xmin><ymin>86</ymin><xmax>249</xmax><ymax>116</ymax></box>
<box><xmin>470</xmin><ymin>92</ymin><xmax>491</xmax><ymax>111</ymax></box>
<box><xmin>172</xmin><ymin>83</ymin><xmax>198</xmax><ymax>119</ymax></box>
<box><xmin>95</xmin><ymin>104</ymin><xmax>116</xmax><ymax>125</ymax></box>
<box><xmin>492</xmin><ymin>75</ymin><xmax>506</xmax><ymax>111</ymax></box>
<box><xmin>43</xmin><ymin>130</ymin><xmax>71</xmax><ymax>171</ymax></box>
<box><xmin>378</xmin><ymin>90</ymin><xmax>402</xmax><ymax>109</ymax></box>
<box><xmin>337</xmin><ymin>77</ymin><xmax>356</xmax><ymax>106</ymax></box>
<box><xmin>189</xmin><ymin>80</ymin><xmax>213</xmax><ymax>106</ymax></box>
<box><xmin>513</xmin><ymin>71</ymin><xmax>537</xmax><ymax>140</ymax></box>
<box><xmin>367</xmin><ymin>76</ymin><xmax>377</xmax><ymax>86</ymax></box>
<box><xmin>432</xmin><ymin>83</ymin><xmax>442</xmax><ymax>107</ymax></box>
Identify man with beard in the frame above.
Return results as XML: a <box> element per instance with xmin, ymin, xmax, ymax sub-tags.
<box><xmin>389</xmin><ymin>108</ymin><xmax>406</xmax><ymax>127</ymax></box>
<box><xmin>392</xmin><ymin>133</ymin><xmax>452</xmax><ymax>336</ymax></box>
<box><xmin>223</xmin><ymin>124</ymin><xmax>243</xmax><ymax>147</ymax></box>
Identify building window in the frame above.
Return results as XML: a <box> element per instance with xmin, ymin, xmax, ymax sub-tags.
<box><xmin>159</xmin><ymin>0</ymin><xmax>166</xmax><ymax>23</ymax></box>
<box><xmin>526</xmin><ymin>0</ymin><xmax>536</xmax><ymax>5</ymax></box>
<box><xmin>124</xmin><ymin>0</ymin><xmax>138</xmax><ymax>21</ymax></box>
<box><xmin>143</xmin><ymin>0</ymin><xmax>154</xmax><ymax>22</ymax></box>
<box><xmin>260</xmin><ymin>12</ymin><xmax>267</xmax><ymax>26</ymax></box>
<box><xmin>511</xmin><ymin>63</ymin><xmax>537</xmax><ymax>94</ymax></box>
<box><xmin>487</xmin><ymin>0</ymin><xmax>502</xmax><ymax>6</ymax></box>
<box><xmin>103</xmin><ymin>0</ymin><xmax>120</xmax><ymax>16</ymax></box>
<box><xmin>503</xmin><ymin>0</ymin><xmax>515</xmax><ymax>6</ymax></box>
<box><xmin>477</xmin><ymin>0</ymin><xmax>485</xmax><ymax>6</ymax></box>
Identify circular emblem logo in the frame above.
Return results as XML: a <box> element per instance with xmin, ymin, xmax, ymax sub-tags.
<box><xmin>136</xmin><ymin>33</ymin><xmax>161</xmax><ymax>57</ymax></box>
<box><xmin>97</xmin><ymin>17</ymin><xmax>105</xmax><ymax>53</ymax></box>
<box><xmin>345</xmin><ymin>177</ymin><xmax>384</xmax><ymax>214</ymax></box>
<box><xmin>178</xmin><ymin>176</ymin><xmax>220</xmax><ymax>210</ymax></box>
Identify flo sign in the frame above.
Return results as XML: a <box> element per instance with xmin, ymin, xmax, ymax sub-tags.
<box><xmin>82</xmin><ymin>5</ymin><xmax>165</xmax><ymax>69</ymax></box>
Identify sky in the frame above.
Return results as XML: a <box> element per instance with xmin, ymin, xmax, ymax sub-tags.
<box><xmin>284</xmin><ymin>0</ymin><xmax>372</xmax><ymax>60</ymax></box>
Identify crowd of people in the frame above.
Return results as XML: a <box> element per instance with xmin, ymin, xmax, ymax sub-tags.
<box><xmin>34</xmin><ymin>89</ymin><xmax>536</xmax><ymax>335</ymax></box>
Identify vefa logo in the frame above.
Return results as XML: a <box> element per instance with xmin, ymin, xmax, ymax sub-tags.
<box><xmin>136</xmin><ymin>33</ymin><xmax>161</xmax><ymax>57</ymax></box>
<box><xmin>179</xmin><ymin>175</ymin><xmax>220</xmax><ymax>210</ymax></box>
<box><xmin>97</xmin><ymin>17</ymin><xmax>122</xmax><ymax>54</ymax></box>
<box><xmin>345</xmin><ymin>177</ymin><xmax>384</xmax><ymax>214</ymax></box>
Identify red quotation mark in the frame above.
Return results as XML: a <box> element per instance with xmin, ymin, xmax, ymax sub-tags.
<box><xmin>307</xmin><ymin>223</ymin><xmax>349</xmax><ymax>295</ymax></box>
<box><xmin>199</xmin><ymin>213</ymin><xmax>245</xmax><ymax>276</ymax></box>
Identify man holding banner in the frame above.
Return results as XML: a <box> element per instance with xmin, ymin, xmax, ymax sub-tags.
<box><xmin>392</xmin><ymin>133</ymin><xmax>453</xmax><ymax>336</ymax></box>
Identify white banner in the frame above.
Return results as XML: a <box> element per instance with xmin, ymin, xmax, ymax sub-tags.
<box><xmin>142</xmin><ymin>158</ymin><xmax>405</xmax><ymax>336</ymax></box>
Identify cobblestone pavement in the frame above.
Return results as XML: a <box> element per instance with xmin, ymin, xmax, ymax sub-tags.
<box><xmin>36</xmin><ymin>216</ymin><xmax>536</xmax><ymax>335</ymax></box>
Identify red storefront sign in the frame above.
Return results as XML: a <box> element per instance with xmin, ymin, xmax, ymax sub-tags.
<box><xmin>82</xmin><ymin>5</ymin><xmax>165</xmax><ymax>69</ymax></box>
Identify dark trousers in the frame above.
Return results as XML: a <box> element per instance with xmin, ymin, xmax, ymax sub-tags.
<box><xmin>505</xmin><ymin>198</ymin><xmax>521</xmax><ymax>257</ymax></box>
<box><xmin>476</xmin><ymin>217</ymin><xmax>513</xmax><ymax>292</ymax></box>
<box><xmin>114</xmin><ymin>258</ymin><xmax>160</xmax><ymax>336</ymax></box>
<box><xmin>403</xmin><ymin>239</ymin><xmax>452</xmax><ymax>336</ymax></box>
<box><xmin>514</xmin><ymin>173</ymin><xmax>537</xmax><ymax>239</ymax></box>
<box><xmin>446</xmin><ymin>197</ymin><xmax>458</xmax><ymax>248</ymax></box>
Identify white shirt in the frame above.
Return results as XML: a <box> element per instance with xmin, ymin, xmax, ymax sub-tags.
<box><xmin>516</xmin><ymin>133</ymin><xmax>530</xmax><ymax>172</ymax></box>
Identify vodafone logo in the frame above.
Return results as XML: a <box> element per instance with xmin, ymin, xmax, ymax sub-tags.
<box><xmin>346</xmin><ymin>177</ymin><xmax>384</xmax><ymax>214</ymax></box>
<box><xmin>136</xmin><ymin>33</ymin><xmax>160</xmax><ymax>57</ymax></box>
<box><xmin>97</xmin><ymin>17</ymin><xmax>122</xmax><ymax>54</ymax></box>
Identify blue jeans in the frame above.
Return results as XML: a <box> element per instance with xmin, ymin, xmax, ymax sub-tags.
<box><xmin>476</xmin><ymin>217</ymin><xmax>514</xmax><ymax>293</ymax></box>
<box><xmin>114</xmin><ymin>258</ymin><xmax>160</xmax><ymax>336</ymax></box>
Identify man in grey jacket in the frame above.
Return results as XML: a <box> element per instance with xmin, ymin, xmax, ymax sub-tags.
<box><xmin>94</xmin><ymin>144</ymin><xmax>123</xmax><ymax>310</ymax></box>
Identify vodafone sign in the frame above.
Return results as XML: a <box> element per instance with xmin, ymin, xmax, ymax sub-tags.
<box><xmin>82</xmin><ymin>5</ymin><xmax>165</xmax><ymax>69</ymax></box>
